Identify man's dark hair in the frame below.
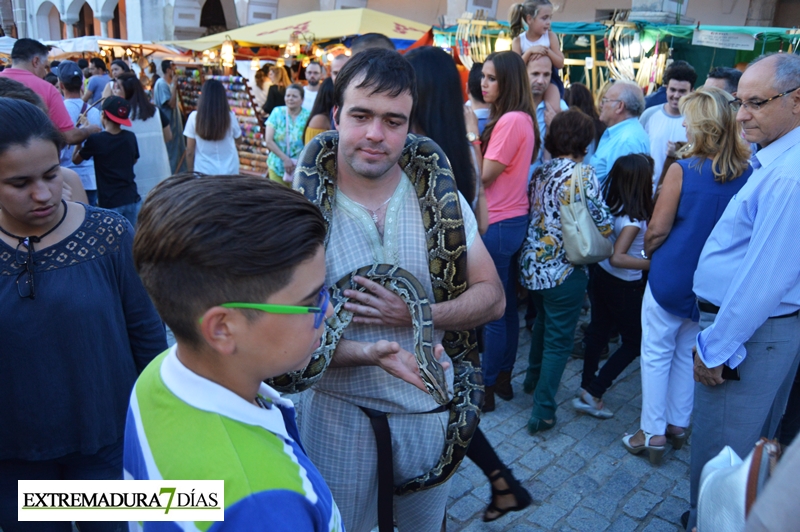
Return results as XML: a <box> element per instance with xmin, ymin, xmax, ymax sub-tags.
<box><xmin>306</xmin><ymin>60</ymin><xmax>322</xmax><ymax>71</ymax></box>
<box><xmin>77</xmin><ymin>58</ymin><xmax>89</xmax><ymax>69</ymax></box>
<box><xmin>707</xmin><ymin>66</ymin><xmax>742</xmax><ymax>95</ymax></box>
<box><xmin>545</xmin><ymin>109</ymin><xmax>595</xmax><ymax>159</ymax></box>
<box><xmin>664</xmin><ymin>60</ymin><xmax>697</xmax><ymax>88</ymax></box>
<box><xmin>44</xmin><ymin>73</ymin><xmax>58</xmax><ymax>86</ymax></box>
<box><xmin>49</xmin><ymin>60</ymin><xmax>60</xmax><ymax>69</ymax></box>
<box><xmin>351</xmin><ymin>33</ymin><xmax>396</xmax><ymax>54</ymax></box>
<box><xmin>161</xmin><ymin>60</ymin><xmax>174</xmax><ymax>74</ymax></box>
<box><xmin>467</xmin><ymin>62</ymin><xmax>484</xmax><ymax>103</ymax></box>
<box><xmin>90</xmin><ymin>57</ymin><xmax>107</xmax><ymax>71</ymax></box>
<box><xmin>133</xmin><ymin>174</ymin><xmax>327</xmax><ymax>348</ymax></box>
<box><xmin>333</xmin><ymin>48</ymin><xmax>416</xmax><ymax>124</ymax></box>
<box><xmin>10</xmin><ymin>38</ymin><xmax>49</xmax><ymax>62</ymax></box>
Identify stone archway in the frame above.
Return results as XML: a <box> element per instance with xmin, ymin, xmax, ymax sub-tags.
<box><xmin>35</xmin><ymin>1</ymin><xmax>61</xmax><ymax>40</ymax></box>
<box><xmin>97</xmin><ymin>0</ymin><xmax>120</xmax><ymax>37</ymax></box>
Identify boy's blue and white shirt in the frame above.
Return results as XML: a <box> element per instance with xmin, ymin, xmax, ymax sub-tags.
<box><xmin>124</xmin><ymin>346</ymin><xmax>344</xmax><ymax>532</ymax></box>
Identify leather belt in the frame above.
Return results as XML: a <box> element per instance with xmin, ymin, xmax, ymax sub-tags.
<box><xmin>697</xmin><ymin>300</ymin><xmax>800</xmax><ymax>319</ymax></box>
<box><xmin>359</xmin><ymin>404</ymin><xmax>449</xmax><ymax>532</ymax></box>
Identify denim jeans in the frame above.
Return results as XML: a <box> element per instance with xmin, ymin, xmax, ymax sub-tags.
<box><xmin>581</xmin><ymin>265</ymin><xmax>645</xmax><ymax>398</ymax></box>
<box><xmin>0</xmin><ymin>439</ymin><xmax>126</xmax><ymax>532</ymax></box>
<box><xmin>109</xmin><ymin>199</ymin><xmax>142</xmax><ymax>228</ymax></box>
<box><xmin>85</xmin><ymin>189</ymin><xmax>98</xmax><ymax>207</ymax></box>
<box><xmin>481</xmin><ymin>214</ymin><xmax>529</xmax><ymax>386</ymax></box>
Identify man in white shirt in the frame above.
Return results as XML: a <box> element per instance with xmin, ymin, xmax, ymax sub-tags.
<box><xmin>302</xmin><ymin>61</ymin><xmax>323</xmax><ymax>112</ymax></box>
<box><xmin>640</xmin><ymin>62</ymin><xmax>696</xmax><ymax>193</ymax></box>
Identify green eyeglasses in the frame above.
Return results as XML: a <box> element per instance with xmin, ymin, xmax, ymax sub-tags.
<box><xmin>205</xmin><ymin>286</ymin><xmax>330</xmax><ymax>329</ymax></box>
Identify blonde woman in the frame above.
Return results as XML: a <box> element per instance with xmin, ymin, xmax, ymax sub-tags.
<box><xmin>624</xmin><ymin>87</ymin><xmax>753</xmax><ymax>464</ymax></box>
<box><xmin>262</xmin><ymin>65</ymin><xmax>290</xmax><ymax>117</ymax></box>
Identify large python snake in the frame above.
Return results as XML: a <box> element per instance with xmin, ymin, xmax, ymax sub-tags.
<box><xmin>268</xmin><ymin>131</ymin><xmax>484</xmax><ymax>494</ymax></box>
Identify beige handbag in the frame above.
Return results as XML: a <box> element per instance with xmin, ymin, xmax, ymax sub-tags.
<box><xmin>559</xmin><ymin>163</ymin><xmax>613</xmax><ymax>265</ymax></box>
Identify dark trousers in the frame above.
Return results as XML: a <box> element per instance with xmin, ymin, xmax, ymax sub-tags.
<box><xmin>0</xmin><ymin>439</ymin><xmax>125</xmax><ymax>532</ymax></box>
<box><xmin>779</xmin><ymin>365</ymin><xmax>800</xmax><ymax>446</ymax></box>
<box><xmin>465</xmin><ymin>427</ymin><xmax>504</xmax><ymax>476</ymax></box>
<box><xmin>581</xmin><ymin>265</ymin><xmax>645</xmax><ymax>398</ymax></box>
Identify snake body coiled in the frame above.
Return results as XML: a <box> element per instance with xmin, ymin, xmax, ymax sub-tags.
<box><xmin>268</xmin><ymin>132</ymin><xmax>484</xmax><ymax>494</ymax></box>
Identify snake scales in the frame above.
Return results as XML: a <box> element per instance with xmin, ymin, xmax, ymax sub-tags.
<box><xmin>268</xmin><ymin>131</ymin><xmax>484</xmax><ymax>494</ymax></box>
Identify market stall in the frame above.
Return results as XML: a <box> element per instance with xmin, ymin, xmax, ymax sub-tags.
<box><xmin>435</xmin><ymin>18</ymin><xmax>800</xmax><ymax>95</ymax></box>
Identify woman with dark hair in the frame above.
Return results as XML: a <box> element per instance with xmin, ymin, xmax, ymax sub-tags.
<box><xmin>566</xmin><ymin>82</ymin><xmax>605</xmax><ymax>163</ymax></box>
<box><xmin>519</xmin><ymin>109</ymin><xmax>612</xmax><ymax>434</ymax></box>
<box><xmin>303</xmin><ymin>77</ymin><xmax>335</xmax><ymax>144</ymax></box>
<box><xmin>0</xmin><ymin>97</ymin><xmax>166</xmax><ymax>530</ymax></box>
<box><xmin>574</xmin><ymin>153</ymin><xmax>653</xmax><ymax>420</ymax></box>
<box><xmin>264</xmin><ymin>83</ymin><xmax>309</xmax><ymax>185</ymax></box>
<box><xmin>466</xmin><ymin>50</ymin><xmax>538</xmax><ymax>412</ymax></box>
<box><xmin>262</xmin><ymin>65</ymin><xmax>290</xmax><ymax>117</ymax></box>
<box><xmin>100</xmin><ymin>59</ymin><xmax>132</xmax><ymax>99</ymax></box>
<box><xmin>113</xmin><ymin>72</ymin><xmax>171</xmax><ymax>199</ymax></box>
<box><xmin>406</xmin><ymin>45</ymin><xmax>529</xmax><ymax>523</ymax></box>
<box><xmin>183</xmin><ymin>78</ymin><xmax>242</xmax><ymax>174</ymax></box>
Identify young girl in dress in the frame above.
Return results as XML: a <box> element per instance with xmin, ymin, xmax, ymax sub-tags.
<box><xmin>574</xmin><ymin>154</ymin><xmax>654</xmax><ymax>420</ymax></box>
<box><xmin>509</xmin><ymin>0</ymin><xmax>565</xmax><ymax>115</ymax></box>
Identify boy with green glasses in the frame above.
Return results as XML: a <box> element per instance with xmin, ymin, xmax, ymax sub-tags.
<box><xmin>124</xmin><ymin>174</ymin><xmax>342</xmax><ymax>531</ymax></box>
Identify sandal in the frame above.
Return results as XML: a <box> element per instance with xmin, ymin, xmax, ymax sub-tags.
<box><xmin>666</xmin><ymin>426</ymin><xmax>690</xmax><ymax>450</ymax></box>
<box><xmin>572</xmin><ymin>389</ymin><xmax>614</xmax><ymax>419</ymax></box>
<box><xmin>622</xmin><ymin>430</ymin><xmax>666</xmax><ymax>465</ymax></box>
<box><xmin>482</xmin><ymin>468</ymin><xmax>532</xmax><ymax>522</ymax></box>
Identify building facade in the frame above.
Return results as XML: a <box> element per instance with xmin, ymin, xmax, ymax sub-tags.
<box><xmin>2</xmin><ymin>0</ymin><xmax>797</xmax><ymax>43</ymax></box>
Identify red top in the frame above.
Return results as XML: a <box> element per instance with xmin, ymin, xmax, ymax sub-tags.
<box><xmin>0</xmin><ymin>68</ymin><xmax>75</xmax><ymax>132</ymax></box>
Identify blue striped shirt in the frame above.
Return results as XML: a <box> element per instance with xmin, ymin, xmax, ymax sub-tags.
<box><xmin>592</xmin><ymin>117</ymin><xmax>651</xmax><ymax>186</ymax></box>
<box><xmin>693</xmin><ymin>125</ymin><xmax>800</xmax><ymax>368</ymax></box>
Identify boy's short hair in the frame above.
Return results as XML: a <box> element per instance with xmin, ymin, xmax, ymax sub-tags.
<box><xmin>663</xmin><ymin>60</ymin><xmax>697</xmax><ymax>88</ymax></box>
<box><xmin>133</xmin><ymin>174</ymin><xmax>327</xmax><ymax>348</ymax></box>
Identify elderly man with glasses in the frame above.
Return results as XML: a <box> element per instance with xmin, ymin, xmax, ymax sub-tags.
<box><xmin>686</xmin><ymin>52</ymin><xmax>800</xmax><ymax>531</ymax></box>
<box><xmin>592</xmin><ymin>79</ymin><xmax>651</xmax><ymax>187</ymax></box>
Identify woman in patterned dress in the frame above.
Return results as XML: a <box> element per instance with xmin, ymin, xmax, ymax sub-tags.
<box><xmin>265</xmin><ymin>83</ymin><xmax>310</xmax><ymax>186</ymax></box>
<box><xmin>519</xmin><ymin>109</ymin><xmax>613</xmax><ymax>434</ymax></box>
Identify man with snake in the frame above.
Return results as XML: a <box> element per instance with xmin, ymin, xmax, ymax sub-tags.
<box><xmin>279</xmin><ymin>49</ymin><xmax>504</xmax><ymax>531</ymax></box>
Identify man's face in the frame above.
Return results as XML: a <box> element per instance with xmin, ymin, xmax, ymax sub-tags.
<box><xmin>527</xmin><ymin>56</ymin><xmax>552</xmax><ymax>99</ymax></box>
<box><xmin>736</xmin><ymin>58</ymin><xmax>800</xmax><ymax>147</ymax></box>
<box><xmin>704</xmin><ymin>77</ymin><xmax>730</xmax><ymax>94</ymax></box>
<box><xmin>599</xmin><ymin>84</ymin><xmax>624</xmax><ymax>126</ymax></box>
<box><xmin>306</xmin><ymin>64</ymin><xmax>322</xmax><ymax>86</ymax></box>
<box><xmin>334</xmin><ymin>76</ymin><xmax>413</xmax><ymax>181</ymax></box>
<box><xmin>666</xmin><ymin>79</ymin><xmax>692</xmax><ymax>115</ymax></box>
<box><xmin>331</xmin><ymin>55</ymin><xmax>349</xmax><ymax>83</ymax></box>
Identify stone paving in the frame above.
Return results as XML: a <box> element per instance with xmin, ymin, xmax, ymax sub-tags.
<box><xmin>445</xmin><ymin>311</ymin><xmax>690</xmax><ymax>532</ymax></box>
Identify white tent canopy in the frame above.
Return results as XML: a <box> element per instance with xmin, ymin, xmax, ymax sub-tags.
<box><xmin>43</xmin><ymin>37</ymin><xmax>179</xmax><ymax>59</ymax></box>
<box><xmin>0</xmin><ymin>36</ymin><xmax>16</xmax><ymax>56</ymax></box>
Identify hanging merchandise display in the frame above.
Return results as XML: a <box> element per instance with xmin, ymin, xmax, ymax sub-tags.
<box><xmin>177</xmin><ymin>72</ymin><xmax>269</xmax><ymax>174</ymax></box>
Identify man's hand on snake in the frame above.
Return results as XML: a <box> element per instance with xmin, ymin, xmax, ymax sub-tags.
<box><xmin>344</xmin><ymin>275</ymin><xmax>414</xmax><ymax>327</ymax></box>
<box><xmin>366</xmin><ymin>340</ymin><xmax>449</xmax><ymax>393</ymax></box>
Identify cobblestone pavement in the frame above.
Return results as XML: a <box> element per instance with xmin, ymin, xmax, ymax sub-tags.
<box><xmin>446</xmin><ymin>311</ymin><xmax>689</xmax><ymax>532</ymax></box>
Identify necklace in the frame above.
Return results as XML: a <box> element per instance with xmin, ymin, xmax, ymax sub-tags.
<box><xmin>0</xmin><ymin>200</ymin><xmax>68</xmax><ymax>300</ymax></box>
<box><xmin>0</xmin><ymin>199</ymin><xmax>68</xmax><ymax>248</ymax></box>
<box><xmin>350</xmin><ymin>195</ymin><xmax>392</xmax><ymax>224</ymax></box>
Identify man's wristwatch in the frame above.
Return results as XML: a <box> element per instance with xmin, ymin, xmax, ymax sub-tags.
<box><xmin>640</xmin><ymin>250</ymin><xmax>650</xmax><ymax>260</ymax></box>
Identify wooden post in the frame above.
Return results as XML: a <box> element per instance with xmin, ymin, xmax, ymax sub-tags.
<box><xmin>590</xmin><ymin>34</ymin><xmax>598</xmax><ymax>93</ymax></box>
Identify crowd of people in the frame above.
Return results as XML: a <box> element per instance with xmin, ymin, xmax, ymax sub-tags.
<box><xmin>2</xmin><ymin>2</ymin><xmax>800</xmax><ymax>530</ymax></box>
